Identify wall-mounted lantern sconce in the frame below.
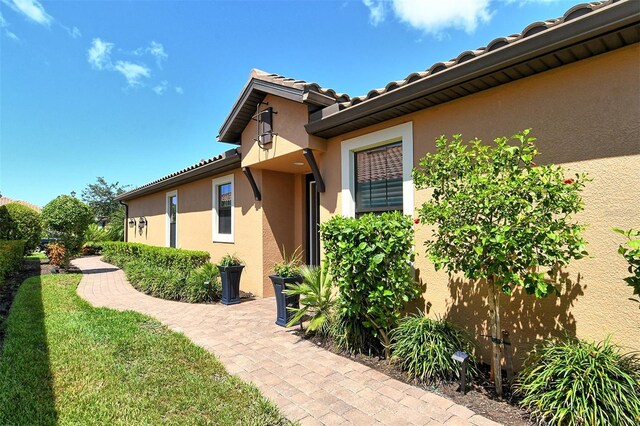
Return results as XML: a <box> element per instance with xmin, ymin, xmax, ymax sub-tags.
<box><xmin>253</xmin><ymin>103</ymin><xmax>277</xmax><ymax>149</ymax></box>
<box><xmin>128</xmin><ymin>218</ymin><xmax>137</xmax><ymax>228</ymax></box>
<box><xmin>138</xmin><ymin>216</ymin><xmax>147</xmax><ymax>236</ymax></box>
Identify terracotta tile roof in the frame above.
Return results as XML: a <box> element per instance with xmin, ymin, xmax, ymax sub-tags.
<box><xmin>0</xmin><ymin>196</ymin><xmax>42</xmax><ymax>212</ymax></box>
<box><xmin>116</xmin><ymin>149</ymin><xmax>241</xmax><ymax>200</ymax></box>
<box><xmin>339</xmin><ymin>0</ymin><xmax>619</xmax><ymax>109</ymax></box>
<box><xmin>245</xmin><ymin>1</ymin><xmax>622</xmax><ymax>117</ymax></box>
<box><xmin>248</xmin><ymin>69</ymin><xmax>350</xmax><ymax>103</ymax></box>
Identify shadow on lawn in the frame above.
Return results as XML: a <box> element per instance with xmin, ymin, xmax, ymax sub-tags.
<box><xmin>0</xmin><ymin>262</ymin><xmax>58</xmax><ymax>425</ymax></box>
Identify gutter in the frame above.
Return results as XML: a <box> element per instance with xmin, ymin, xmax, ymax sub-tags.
<box><xmin>116</xmin><ymin>149</ymin><xmax>242</xmax><ymax>202</ymax></box>
<box><xmin>119</xmin><ymin>200</ymin><xmax>128</xmax><ymax>242</ymax></box>
<box><xmin>305</xmin><ymin>0</ymin><xmax>639</xmax><ymax>136</ymax></box>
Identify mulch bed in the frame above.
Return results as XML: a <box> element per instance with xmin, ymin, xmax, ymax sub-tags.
<box><xmin>300</xmin><ymin>333</ymin><xmax>532</xmax><ymax>426</ymax></box>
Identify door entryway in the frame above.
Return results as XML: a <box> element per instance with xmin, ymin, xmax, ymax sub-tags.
<box><xmin>306</xmin><ymin>174</ymin><xmax>320</xmax><ymax>266</ymax></box>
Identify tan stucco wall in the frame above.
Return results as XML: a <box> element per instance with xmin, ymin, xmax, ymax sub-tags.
<box><xmin>126</xmin><ymin>166</ymin><xmax>307</xmax><ymax>298</ymax></box>
<box><xmin>320</xmin><ymin>44</ymin><xmax>640</xmax><ymax>367</ymax></box>
<box><xmin>241</xmin><ymin>94</ymin><xmax>326</xmax><ymax>169</ymax></box>
<box><xmin>123</xmin><ymin>43</ymin><xmax>638</xmax><ymax>367</ymax></box>
<box><xmin>126</xmin><ymin>168</ymin><xmax>268</xmax><ymax>296</ymax></box>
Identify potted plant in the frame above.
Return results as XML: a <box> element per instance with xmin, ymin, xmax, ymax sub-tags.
<box><xmin>217</xmin><ymin>254</ymin><xmax>244</xmax><ymax>305</ymax></box>
<box><xmin>269</xmin><ymin>247</ymin><xmax>303</xmax><ymax>326</ymax></box>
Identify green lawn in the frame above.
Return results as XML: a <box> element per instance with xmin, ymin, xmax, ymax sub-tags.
<box><xmin>24</xmin><ymin>251</ymin><xmax>48</xmax><ymax>261</ymax></box>
<box><xmin>0</xmin><ymin>274</ymin><xmax>291</xmax><ymax>425</ymax></box>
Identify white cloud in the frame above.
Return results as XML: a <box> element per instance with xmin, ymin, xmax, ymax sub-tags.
<box><xmin>67</xmin><ymin>26</ymin><xmax>81</xmax><ymax>39</ymax></box>
<box><xmin>175</xmin><ymin>86</ymin><xmax>184</xmax><ymax>95</ymax></box>
<box><xmin>153</xmin><ymin>80</ymin><xmax>169</xmax><ymax>95</ymax></box>
<box><xmin>114</xmin><ymin>61</ymin><xmax>150</xmax><ymax>87</ymax></box>
<box><xmin>148</xmin><ymin>41</ymin><xmax>167</xmax><ymax>67</ymax></box>
<box><xmin>3</xmin><ymin>0</ymin><xmax>52</xmax><ymax>26</ymax></box>
<box><xmin>362</xmin><ymin>0</ymin><xmax>493</xmax><ymax>35</ymax></box>
<box><xmin>0</xmin><ymin>11</ymin><xmax>20</xmax><ymax>40</ymax></box>
<box><xmin>363</xmin><ymin>0</ymin><xmax>385</xmax><ymax>26</ymax></box>
<box><xmin>88</xmin><ymin>38</ymin><xmax>114</xmax><ymax>70</ymax></box>
<box><xmin>133</xmin><ymin>41</ymin><xmax>168</xmax><ymax>68</ymax></box>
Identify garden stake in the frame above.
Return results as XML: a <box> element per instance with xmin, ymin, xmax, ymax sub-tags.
<box><xmin>502</xmin><ymin>330</ymin><xmax>514</xmax><ymax>384</ymax></box>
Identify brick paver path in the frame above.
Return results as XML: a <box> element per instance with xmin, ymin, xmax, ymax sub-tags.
<box><xmin>73</xmin><ymin>256</ymin><xmax>500</xmax><ymax>426</ymax></box>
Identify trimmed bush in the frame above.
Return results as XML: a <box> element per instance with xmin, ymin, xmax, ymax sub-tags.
<box><xmin>102</xmin><ymin>242</ymin><xmax>209</xmax><ymax>275</ymax></box>
<box><xmin>321</xmin><ymin>212</ymin><xmax>419</xmax><ymax>356</ymax></box>
<box><xmin>390</xmin><ymin>314</ymin><xmax>478</xmax><ymax>384</ymax></box>
<box><xmin>42</xmin><ymin>195</ymin><xmax>93</xmax><ymax>254</ymax></box>
<box><xmin>516</xmin><ymin>337</ymin><xmax>640</xmax><ymax>425</ymax></box>
<box><xmin>120</xmin><ymin>260</ymin><xmax>221</xmax><ymax>303</ymax></box>
<box><xmin>0</xmin><ymin>240</ymin><xmax>25</xmax><ymax>283</ymax></box>
<box><xmin>102</xmin><ymin>242</ymin><xmax>217</xmax><ymax>303</ymax></box>
<box><xmin>0</xmin><ymin>203</ymin><xmax>42</xmax><ymax>254</ymax></box>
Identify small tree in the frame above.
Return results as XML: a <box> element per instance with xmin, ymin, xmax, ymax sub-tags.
<box><xmin>413</xmin><ymin>130</ymin><xmax>588</xmax><ymax>397</ymax></box>
<box><xmin>1</xmin><ymin>203</ymin><xmax>42</xmax><ymax>254</ymax></box>
<box><xmin>81</xmin><ymin>177</ymin><xmax>128</xmax><ymax>226</ymax></box>
<box><xmin>42</xmin><ymin>195</ymin><xmax>93</xmax><ymax>254</ymax></box>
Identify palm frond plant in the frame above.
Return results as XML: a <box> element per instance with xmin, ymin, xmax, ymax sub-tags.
<box><xmin>284</xmin><ymin>263</ymin><xmax>336</xmax><ymax>335</ymax></box>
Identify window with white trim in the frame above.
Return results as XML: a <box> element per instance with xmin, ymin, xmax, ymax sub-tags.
<box><xmin>212</xmin><ymin>174</ymin><xmax>234</xmax><ymax>243</ymax></box>
<box><xmin>341</xmin><ymin>122</ymin><xmax>413</xmax><ymax>218</ymax></box>
<box><xmin>355</xmin><ymin>142</ymin><xmax>403</xmax><ymax>217</ymax></box>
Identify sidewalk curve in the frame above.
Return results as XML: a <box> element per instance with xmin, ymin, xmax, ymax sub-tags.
<box><xmin>73</xmin><ymin>256</ymin><xmax>500</xmax><ymax>426</ymax></box>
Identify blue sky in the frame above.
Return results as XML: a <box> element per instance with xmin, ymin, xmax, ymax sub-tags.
<box><xmin>1</xmin><ymin>0</ymin><xmax>575</xmax><ymax>207</ymax></box>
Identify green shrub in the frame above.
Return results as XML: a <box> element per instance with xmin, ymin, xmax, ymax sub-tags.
<box><xmin>516</xmin><ymin>337</ymin><xmax>640</xmax><ymax>425</ymax></box>
<box><xmin>390</xmin><ymin>314</ymin><xmax>478</xmax><ymax>384</ymax></box>
<box><xmin>42</xmin><ymin>195</ymin><xmax>93</xmax><ymax>254</ymax></box>
<box><xmin>45</xmin><ymin>242</ymin><xmax>69</xmax><ymax>268</ymax></box>
<box><xmin>0</xmin><ymin>240</ymin><xmax>25</xmax><ymax>283</ymax></box>
<box><xmin>120</xmin><ymin>260</ymin><xmax>221</xmax><ymax>303</ymax></box>
<box><xmin>284</xmin><ymin>263</ymin><xmax>335</xmax><ymax>334</ymax></box>
<box><xmin>272</xmin><ymin>247</ymin><xmax>302</xmax><ymax>278</ymax></box>
<box><xmin>84</xmin><ymin>223</ymin><xmax>110</xmax><ymax>243</ymax></box>
<box><xmin>321</xmin><ymin>212</ymin><xmax>419</xmax><ymax>356</ymax></box>
<box><xmin>184</xmin><ymin>263</ymin><xmax>221</xmax><ymax>303</ymax></box>
<box><xmin>615</xmin><ymin>228</ymin><xmax>640</xmax><ymax>305</ymax></box>
<box><xmin>102</xmin><ymin>242</ymin><xmax>209</xmax><ymax>275</ymax></box>
<box><xmin>217</xmin><ymin>253</ymin><xmax>244</xmax><ymax>267</ymax></box>
<box><xmin>0</xmin><ymin>203</ymin><xmax>42</xmax><ymax>254</ymax></box>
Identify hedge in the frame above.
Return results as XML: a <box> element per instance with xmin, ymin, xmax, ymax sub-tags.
<box><xmin>102</xmin><ymin>242</ymin><xmax>210</xmax><ymax>275</ymax></box>
<box><xmin>0</xmin><ymin>240</ymin><xmax>25</xmax><ymax>287</ymax></box>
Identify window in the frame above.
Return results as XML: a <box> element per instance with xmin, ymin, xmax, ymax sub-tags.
<box><xmin>355</xmin><ymin>142</ymin><xmax>403</xmax><ymax>216</ymax></box>
<box><xmin>212</xmin><ymin>174</ymin><xmax>234</xmax><ymax>243</ymax></box>
<box><xmin>341</xmin><ymin>122</ymin><xmax>413</xmax><ymax>218</ymax></box>
<box><xmin>166</xmin><ymin>190</ymin><xmax>177</xmax><ymax>248</ymax></box>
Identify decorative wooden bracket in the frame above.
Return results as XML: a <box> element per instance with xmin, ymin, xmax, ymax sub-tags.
<box><xmin>242</xmin><ymin>167</ymin><xmax>261</xmax><ymax>201</ymax></box>
<box><xmin>302</xmin><ymin>148</ymin><xmax>325</xmax><ymax>193</ymax></box>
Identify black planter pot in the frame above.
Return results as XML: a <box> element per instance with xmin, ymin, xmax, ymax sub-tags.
<box><xmin>218</xmin><ymin>265</ymin><xmax>244</xmax><ymax>305</ymax></box>
<box><xmin>269</xmin><ymin>275</ymin><xmax>302</xmax><ymax>327</ymax></box>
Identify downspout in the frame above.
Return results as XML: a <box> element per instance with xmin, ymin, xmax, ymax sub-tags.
<box><xmin>119</xmin><ymin>200</ymin><xmax>129</xmax><ymax>242</ymax></box>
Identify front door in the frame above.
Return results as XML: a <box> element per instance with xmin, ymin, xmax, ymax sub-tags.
<box><xmin>306</xmin><ymin>174</ymin><xmax>320</xmax><ymax>266</ymax></box>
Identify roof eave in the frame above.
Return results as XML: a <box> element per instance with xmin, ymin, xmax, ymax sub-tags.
<box><xmin>116</xmin><ymin>150</ymin><xmax>242</xmax><ymax>202</ymax></box>
<box><xmin>306</xmin><ymin>0</ymin><xmax>639</xmax><ymax>138</ymax></box>
<box><xmin>217</xmin><ymin>79</ymin><xmax>307</xmax><ymax>144</ymax></box>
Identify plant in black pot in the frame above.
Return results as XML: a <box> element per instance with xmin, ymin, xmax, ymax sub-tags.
<box><xmin>269</xmin><ymin>247</ymin><xmax>303</xmax><ymax>327</ymax></box>
<box><xmin>217</xmin><ymin>254</ymin><xmax>244</xmax><ymax>305</ymax></box>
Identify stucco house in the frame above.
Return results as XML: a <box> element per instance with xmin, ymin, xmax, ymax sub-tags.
<box><xmin>116</xmin><ymin>0</ymin><xmax>639</xmax><ymax>365</ymax></box>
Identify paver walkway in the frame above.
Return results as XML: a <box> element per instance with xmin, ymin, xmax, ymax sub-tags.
<box><xmin>73</xmin><ymin>256</ymin><xmax>499</xmax><ymax>426</ymax></box>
